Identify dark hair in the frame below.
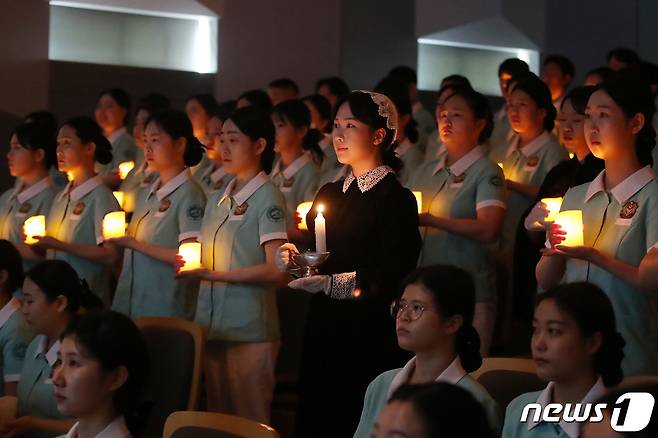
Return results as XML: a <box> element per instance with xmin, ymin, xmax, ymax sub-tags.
<box><xmin>388</xmin><ymin>65</ymin><xmax>417</xmax><ymax>85</ymax></box>
<box><xmin>499</xmin><ymin>58</ymin><xmax>530</xmax><ymax>77</ymax></box>
<box><xmin>640</xmin><ymin>61</ymin><xmax>658</xmax><ymax>89</ymax></box>
<box><xmin>595</xmin><ymin>71</ymin><xmax>656</xmax><ymax>166</ymax></box>
<box><xmin>607</xmin><ymin>47</ymin><xmax>640</xmax><ymax>67</ymax></box>
<box><xmin>272</xmin><ymin>99</ymin><xmax>324</xmax><ymax>164</ymax></box>
<box><xmin>315</xmin><ymin>76</ymin><xmax>350</xmax><ymax>100</ymax></box>
<box><xmin>440</xmin><ymin>85</ymin><xmax>494</xmax><ymax>144</ymax></box>
<box><xmin>25</xmin><ymin>260</ymin><xmax>103</xmax><ymax>314</ymax></box>
<box><xmin>400</xmin><ymin>265</ymin><xmax>482</xmax><ymax>372</ymax></box>
<box><xmin>440</xmin><ymin>74</ymin><xmax>471</xmax><ymax>89</ymax></box>
<box><xmin>63</xmin><ymin>116</ymin><xmax>113</xmax><ymax>165</ymax></box>
<box><xmin>375</xmin><ymin>76</ymin><xmax>419</xmax><ymax>144</ymax></box>
<box><xmin>214</xmin><ymin>100</ymin><xmax>237</xmax><ymax>122</ymax></box>
<box><xmin>390</xmin><ymin>382</ymin><xmax>495</xmax><ymax>438</ymax></box>
<box><xmin>0</xmin><ymin>240</ymin><xmax>23</xmax><ymax>294</ymax></box>
<box><xmin>511</xmin><ymin>72</ymin><xmax>557</xmax><ymax>131</ymax></box>
<box><xmin>237</xmin><ymin>89</ymin><xmax>272</xmax><ymax>112</ymax></box>
<box><xmin>225</xmin><ymin>106</ymin><xmax>276</xmax><ymax>173</ymax></box>
<box><xmin>543</xmin><ymin>54</ymin><xmax>576</xmax><ymax>78</ymax></box>
<box><xmin>185</xmin><ymin>93</ymin><xmax>219</xmax><ymax>115</ymax></box>
<box><xmin>268</xmin><ymin>78</ymin><xmax>299</xmax><ymax>94</ymax></box>
<box><xmin>146</xmin><ymin>110</ymin><xmax>204</xmax><ymax>167</ymax></box>
<box><xmin>11</xmin><ymin>121</ymin><xmax>57</xmax><ymax>168</ymax></box>
<box><xmin>23</xmin><ymin>111</ymin><xmax>58</xmax><ymax>139</ymax></box>
<box><xmin>135</xmin><ymin>93</ymin><xmax>171</xmax><ymax>116</ymax></box>
<box><xmin>301</xmin><ymin>94</ymin><xmax>332</xmax><ymax>133</ymax></box>
<box><xmin>61</xmin><ymin>311</ymin><xmax>149</xmax><ymax>436</ymax></box>
<box><xmin>585</xmin><ymin>66</ymin><xmax>613</xmax><ymax>83</ymax></box>
<box><xmin>98</xmin><ymin>89</ymin><xmax>131</xmax><ymax>126</ymax></box>
<box><xmin>536</xmin><ymin>282</ymin><xmax>625</xmax><ymax>387</ymax></box>
<box><xmin>334</xmin><ymin>91</ymin><xmax>403</xmax><ymax>172</ymax></box>
<box><xmin>560</xmin><ymin>86</ymin><xmax>596</xmax><ymax>115</ymax></box>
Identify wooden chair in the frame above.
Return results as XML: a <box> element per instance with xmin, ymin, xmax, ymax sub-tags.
<box><xmin>472</xmin><ymin>357</ymin><xmax>545</xmax><ymax>409</ymax></box>
<box><xmin>135</xmin><ymin>317</ymin><xmax>205</xmax><ymax>437</ymax></box>
<box><xmin>163</xmin><ymin>411</ymin><xmax>281</xmax><ymax>438</ymax></box>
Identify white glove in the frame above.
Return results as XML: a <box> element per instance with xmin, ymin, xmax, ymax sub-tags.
<box><xmin>524</xmin><ymin>201</ymin><xmax>549</xmax><ymax>232</ymax></box>
<box><xmin>276</xmin><ymin>243</ymin><xmax>300</xmax><ymax>272</ymax></box>
<box><xmin>288</xmin><ymin>275</ymin><xmax>331</xmax><ymax>294</ymax></box>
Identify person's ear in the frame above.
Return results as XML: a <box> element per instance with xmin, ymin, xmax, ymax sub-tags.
<box><xmin>107</xmin><ymin>365</ymin><xmax>129</xmax><ymax>392</ymax></box>
<box><xmin>0</xmin><ymin>270</ymin><xmax>8</xmax><ymax>289</ymax></box>
<box><xmin>585</xmin><ymin>332</ymin><xmax>603</xmax><ymax>356</ymax></box>
<box><xmin>373</xmin><ymin>128</ymin><xmax>387</xmax><ymax>146</ymax></box>
<box><xmin>630</xmin><ymin>112</ymin><xmax>646</xmax><ymax>135</ymax></box>
<box><xmin>254</xmin><ymin>138</ymin><xmax>267</xmax><ymax>156</ymax></box>
<box><xmin>55</xmin><ymin>295</ymin><xmax>69</xmax><ymax>313</ymax></box>
<box><xmin>444</xmin><ymin>314</ymin><xmax>463</xmax><ymax>336</ymax></box>
<box><xmin>33</xmin><ymin>148</ymin><xmax>46</xmax><ymax>164</ymax></box>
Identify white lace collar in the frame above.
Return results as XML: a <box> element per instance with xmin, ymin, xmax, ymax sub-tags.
<box><xmin>342</xmin><ymin>165</ymin><xmax>394</xmax><ymax>193</ymax></box>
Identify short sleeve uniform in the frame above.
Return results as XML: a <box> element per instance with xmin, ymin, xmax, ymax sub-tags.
<box><xmin>559</xmin><ymin>166</ymin><xmax>658</xmax><ymax>376</ymax></box>
<box><xmin>112</xmin><ymin>169</ymin><xmax>206</xmax><ymax>320</ymax></box>
<box><xmin>195</xmin><ymin>172</ymin><xmax>288</xmax><ymax>342</ymax></box>
<box><xmin>0</xmin><ymin>177</ymin><xmax>56</xmax><ymax>269</ymax></box>
<box><xmin>46</xmin><ymin>176</ymin><xmax>120</xmax><ymax>304</ymax></box>
<box><xmin>395</xmin><ymin>138</ymin><xmax>424</xmax><ymax>187</ymax></box>
<box><xmin>500</xmin><ymin>132</ymin><xmax>567</xmax><ymax>259</ymax></box>
<box><xmin>270</xmin><ymin>153</ymin><xmax>319</xmax><ymax>228</ymax></box>
<box><xmin>409</xmin><ymin>147</ymin><xmax>506</xmax><ymax>303</ymax></box>
<box><xmin>0</xmin><ymin>298</ymin><xmax>33</xmax><ymax>394</ymax></box>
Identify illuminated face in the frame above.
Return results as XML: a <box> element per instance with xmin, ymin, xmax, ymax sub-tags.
<box><xmin>204</xmin><ymin>116</ymin><xmax>223</xmax><ymax>162</ymax></box>
<box><xmin>56</xmin><ymin>125</ymin><xmax>94</xmax><ymax>173</ymax></box>
<box><xmin>219</xmin><ymin>118</ymin><xmax>263</xmax><ymax>175</ymax></box>
<box><xmin>438</xmin><ymin>94</ymin><xmax>484</xmax><ymax>150</ymax></box>
<box><xmin>541</xmin><ymin>62</ymin><xmax>570</xmax><ymax>101</ymax></box>
<box><xmin>372</xmin><ymin>401</ymin><xmax>426</xmax><ymax>438</ymax></box>
<box><xmin>584</xmin><ymin>89</ymin><xmax>641</xmax><ymax>162</ymax></box>
<box><xmin>7</xmin><ymin>134</ymin><xmax>43</xmax><ymax>177</ymax></box>
<box><xmin>132</xmin><ymin>109</ymin><xmax>150</xmax><ymax>149</ymax></box>
<box><xmin>557</xmin><ymin>99</ymin><xmax>587</xmax><ymax>153</ymax></box>
<box><xmin>185</xmin><ymin>99</ymin><xmax>208</xmax><ymax>140</ymax></box>
<box><xmin>332</xmin><ymin>102</ymin><xmax>382</xmax><ymax>166</ymax></box>
<box><xmin>499</xmin><ymin>72</ymin><xmax>514</xmax><ymax>97</ymax></box>
<box><xmin>21</xmin><ymin>277</ymin><xmax>63</xmax><ymax>335</ymax></box>
<box><xmin>395</xmin><ymin>283</ymin><xmax>450</xmax><ymax>354</ymax></box>
<box><xmin>531</xmin><ymin>299</ymin><xmax>599</xmax><ymax>383</ymax></box>
<box><xmin>143</xmin><ymin>121</ymin><xmax>183</xmax><ymax>173</ymax></box>
<box><xmin>272</xmin><ymin>114</ymin><xmax>305</xmax><ymax>154</ymax></box>
<box><xmin>507</xmin><ymin>88</ymin><xmax>546</xmax><ymax>136</ymax></box>
<box><xmin>95</xmin><ymin>94</ymin><xmax>126</xmax><ymax>134</ymax></box>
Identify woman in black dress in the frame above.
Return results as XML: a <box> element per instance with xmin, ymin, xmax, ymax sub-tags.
<box><xmin>277</xmin><ymin>91</ymin><xmax>422</xmax><ymax>437</ymax></box>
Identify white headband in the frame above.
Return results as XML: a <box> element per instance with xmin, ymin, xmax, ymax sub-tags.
<box><xmin>354</xmin><ymin>90</ymin><xmax>399</xmax><ymax>139</ymax></box>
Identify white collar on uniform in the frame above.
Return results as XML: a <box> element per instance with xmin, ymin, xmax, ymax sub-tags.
<box><xmin>209</xmin><ymin>166</ymin><xmax>227</xmax><ymax>183</ymax></box>
<box><xmin>319</xmin><ymin>134</ymin><xmax>333</xmax><ymax>151</ymax></box>
<box><xmin>60</xmin><ymin>175</ymin><xmax>104</xmax><ymax>202</ymax></box>
<box><xmin>12</xmin><ymin>177</ymin><xmax>52</xmax><ymax>204</ymax></box>
<box><xmin>0</xmin><ymin>297</ymin><xmax>20</xmax><ymax>329</ymax></box>
<box><xmin>220</xmin><ymin>171</ymin><xmax>269</xmax><ymax>206</ymax></box>
<box><xmin>66</xmin><ymin>416</ymin><xmax>131</xmax><ymax>438</ymax></box>
<box><xmin>585</xmin><ymin>166</ymin><xmax>656</xmax><ymax>204</ymax></box>
<box><xmin>34</xmin><ymin>335</ymin><xmax>61</xmax><ymax>366</ymax></box>
<box><xmin>527</xmin><ymin>377</ymin><xmax>606</xmax><ymax>437</ymax></box>
<box><xmin>433</xmin><ymin>146</ymin><xmax>483</xmax><ymax>176</ymax></box>
<box><xmin>395</xmin><ymin>138</ymin><xmax>414</xmax><ymax>158</ymax></box>
<box><xmin>505</xmin><ymin>131</ymin><xmax>553</xmax><ymax>159</ymax></box>
<box><xmin>106</xmin><ymin>127</ymin><xmax>127</xmax><ymax>145</ymax></box>
<box><xmin>343</xmin><ymin>165</ymin><xmax>394</xmax><ymax>193</ymax></box>
<box><xmin>271</xmin><ymin>153</ymin><xmax>312</xmax><ymax>180</ymax></box>
<box><xmin>148</xmin><ymin>169</ymin><xmax>190</xmax><ymax>201</ymax></box>
<box><xmin>387</xmin><ymin>356</ymin><xmax>467</xmax><ymax>398</ymax></box>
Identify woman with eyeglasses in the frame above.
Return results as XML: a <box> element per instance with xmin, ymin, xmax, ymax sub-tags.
<box><xmin>353</xmin><ymin>265</ymin><xmax>501</xmax><ymax>438</ymax></box>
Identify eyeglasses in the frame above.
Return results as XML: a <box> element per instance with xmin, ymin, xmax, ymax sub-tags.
<box><xmin>390</xmin><ymin>299</ymin><xmax>432</xmax><ymax>321</ymax></box>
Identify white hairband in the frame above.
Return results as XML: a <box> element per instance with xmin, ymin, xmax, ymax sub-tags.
<box><xmin>354</xmin><ymin>90</ymin><xmax>399</xmax><ymax>139</ymax></box>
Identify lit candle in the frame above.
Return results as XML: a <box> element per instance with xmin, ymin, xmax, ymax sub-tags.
<box><xmin>296</xmin><ymin>202</ymin><xmax>314</xmax><ymax>230</ymax></box>
<box><xmin>412</xmin><ymin>191</ymin><xmax>422</xmax><ymax>214</ymax></box>
<box><xmin>113</xmin><ymin>191</ymin><xmax>125</xmax><ymax>209</ymax></box>
<box><xmin>178</xmin><ymin>242</ymin><xmax>201</xmax><ymax>271</ymax></box>
<box><xmin>23</xmin><ymin>215</ymin><xmax>46</xmax><ymax>244</ymax></box>
<box><xmin>66</xmin><ymin>171</ymin><xmax>74</xmax><ymax>181</ymax></box>
<box><xmin>554</xmin><ymin>210</ymin><xmax>584</xmax><ymax>247</ymax></box>
<box><xmin>315</xmin><ymin>204</ymin><xmax>327</xmax><ymax>253</ymax></box>
<box><xmin>117</xmin><ymin>161</ymin><xmax>135</xmax><ymax>180</ymax></box>
<box><xmin>497</xmin><ymin>162</ymin><xmax>504</xmax><ymax>169</ymax></box>
<box><xmin>569</xmin><ymin>152</ymin><xmax>574</xmax><ymax>159</ymax></box>
<box><xmin>102</xmin><ymin>211</ymin><xmax>126</xmax><ymax>239</ymax></box>
<box><xmin>540</xmin><ymin>197</ymin><xmax>563</xmax><ymax>223</ymax></box>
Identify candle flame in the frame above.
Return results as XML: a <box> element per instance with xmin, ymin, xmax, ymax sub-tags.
<box><xmin>316</xmin><ymin>204</ymin><xmax>325</xmax><ymax>214</ymax></box>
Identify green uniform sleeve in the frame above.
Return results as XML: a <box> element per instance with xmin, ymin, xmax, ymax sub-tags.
<box><xmin>258</xmin><ymin>189</ymin><xmax>288</xmax><ymax>245</ymax></box>
<box><xmin>2</xmin><ymin>317</ymin><xmax>32</xmax><ymax>383</ymax></box>
<box><xmin>177</xmin><ymin>185</ymin><xmax>206</xmax><ymax>242</ymax></box>
<box><xmin>476</xmin><ymin>165</ymin><xmax>506</xmax><ymax>210</ymax></box>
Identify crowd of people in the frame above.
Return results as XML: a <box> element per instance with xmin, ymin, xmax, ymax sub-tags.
<box><xmin>0</xmin><ymin>45</ymin><xmax>657</xmax><ymax>437</ymax></box>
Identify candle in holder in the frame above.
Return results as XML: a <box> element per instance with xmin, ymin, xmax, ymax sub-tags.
<box><xmin>113</xmin><ymin>191</ymin><xmax>125</xmax><ymax>209</ymax></box>
<box><xmin>314</xmin><ymin>204</ymin><xmax>327</xmax><ymax>253</ymax></box>
<box><xmin>540</xmin><ymin>197</ymin><xmax>563</xmax><ymax>223</ymax></box>
<box><xmin>554</xmin><ymin>210</ymin><xmax>584</xmax><ymax>247</ymax></box>
<box><xmin>569</xmin><ymin>152</ymin><xmax>574</xmax><ymax>159</ymax></box>
<box><xmin>296</xmin><ymin>202</ymin><xmax>314</xmax><ymax>230</ymax></box>
<box><xmin>117</xmin><ymin>161</ymin><xmax>135</xmax><ymax>180</ymax></box>
<box><xmin>412</xmin><ymin>191</ymin><xmax>423</xmax><ymax>214</ymax></box>
<box><xmin>178</xmin><ymin>242</ymin><xmax>201</xmax><ymax>271</ymax></box>
<box><xmin>23</xmin><ymin>215</ymin><xmax>46</xmax><ymax>244</ymax></box>
<box><xmin>102</xmin><ymin>211</ymin><xmax>126</xmax><ymax>239</ymax></box>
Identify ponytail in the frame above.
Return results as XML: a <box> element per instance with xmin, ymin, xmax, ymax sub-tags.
<box><xmin>455</xmin><ymin>324</ymin><xmax>482</xmax><ymax>372</ymax></box>
<box><xmin>63</xmin><ymin>116</ymin><xmax>113</xmax><ymax>165</ymax></box>
<box><xmin>183</xmin><ymin>136</ymin><xmax>204</xmax><ymax>167</ymax></box>
<box><xmin>78</xmin><ymin>279</ymin><xmax>104</xmax><ymax>312</ymax></box>
<box><xmin>302</xmin><ymin>128</ymin><xmax>325</xmax><ymax>166</ymax></box>
<box><xmin>383</xmin><ymin>140</ymin><xmax>404</xmax><ymax>173</ymax></box>
<box><xmin>146</xmin><ymin>110</ymin><xmax>204</xmax><ymax>167</ymax></box>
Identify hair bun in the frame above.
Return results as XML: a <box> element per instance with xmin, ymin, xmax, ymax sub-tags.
<box><xmin>183</xmin><ymin>135</ymin><xmax>204</xmax><ymax>167</ymax></box>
